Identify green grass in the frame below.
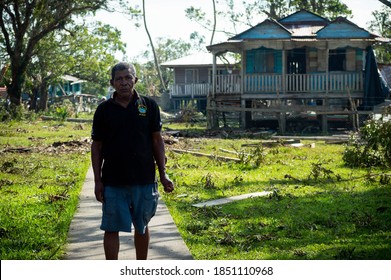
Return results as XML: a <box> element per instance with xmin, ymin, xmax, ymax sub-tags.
<box><xmin>0</xmin><ymin>119</ymin><xmax>91</xmax><ymax>259</ymax></box>
<box><xmin>161</xmin><ymin>133</ymin><xmax>391</xmax><ymax>260</ymax></box>
<box><xmin>1</xmin><ymin>119</ymin><xmax>390</xmax><ymax>260</ymax></box>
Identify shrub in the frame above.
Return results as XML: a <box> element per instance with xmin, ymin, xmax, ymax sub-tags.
<box><xmin>343</xmin><ymin>114</ymin><xmax>391</xmax><ymax>168</ymax></box>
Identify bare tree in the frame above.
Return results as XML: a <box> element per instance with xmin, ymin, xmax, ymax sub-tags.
<box><xmin>210</xmin><ymin>0</ymin><xmax>217</xmax><ymax>45</ymax></box>
<box><xmin>142</xmin><ymin>0</ymin><xmax>166</xmax><ymax>92</ymax></box>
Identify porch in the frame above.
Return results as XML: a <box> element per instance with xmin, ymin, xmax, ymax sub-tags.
<box><xmin>168</xmin><ymin>83</ymin><xmax>209</xmax><ymax>98</ymax></box>
<box><xmin>213</xmin><ymin>72</ymin><xmax>364</xmax><ymax>95</ymax></box>
<box><xmin>168</xmin><ymin>72</ymin><xmax>364</xmax><ymax>96</ymax></box>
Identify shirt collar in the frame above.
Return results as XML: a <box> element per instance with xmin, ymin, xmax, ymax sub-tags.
<box><xmin>110</xmin><ymin>90</ymin><xmax>140</xmax><ymax>106</ymax></box>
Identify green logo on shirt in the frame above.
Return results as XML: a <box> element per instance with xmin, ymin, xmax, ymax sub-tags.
<box><xmin>138</xmin><ymin>105</ymin><xmax>147</xmax><ymax>115</ymax></box>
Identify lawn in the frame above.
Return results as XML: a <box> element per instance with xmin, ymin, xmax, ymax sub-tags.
<box><xmin>161</xmin><ymin>123</ymin><xmax>391</xmax><ymax>260</ymax></box>
<box><xmin>0</xmin><ymin>119</ymin><xmax>390</xmax><ymax>260</ymax></box>
<box><xmin>0</xmin><ymin>119</ymin><xmax>91</xmax><ymax>259</ymax></box>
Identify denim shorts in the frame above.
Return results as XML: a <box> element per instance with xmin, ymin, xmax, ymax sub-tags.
<box><xmin>100</xmin><ymin>183</ymin><xmax>159</xmax><ymax>234</ymax></box>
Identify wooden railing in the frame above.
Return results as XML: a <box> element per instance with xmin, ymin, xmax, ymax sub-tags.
<box><xmin>284</xmin><ymin>72</ymin><xmax>363</xmax><ymax>93</ymax></box>
<box><xmin>168</xmin><ymin>72</ymin><xmax>364</xmax><ymax>97</ymax></box>
<box><xmin>169</xmin><ymin>83</ymin><xmax>209</xmax><ymax>98</ymax></box>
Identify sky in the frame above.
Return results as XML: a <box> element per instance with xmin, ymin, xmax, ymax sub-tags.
<box><xmin>94</xmin><ymin>0</ymin><xmax>386</xmax><ymax>61</ymax></box>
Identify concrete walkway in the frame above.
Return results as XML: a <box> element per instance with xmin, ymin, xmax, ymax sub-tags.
<box><xmin>64</xmin><ymin>166</ymin><xmax>193</xmax><ymax>260</ymax></box>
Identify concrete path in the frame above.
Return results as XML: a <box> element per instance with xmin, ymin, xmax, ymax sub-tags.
<box><xmin>64</xmin><ymin>166</ymin><xmax>193</xmax><ymax>260</ymax></box>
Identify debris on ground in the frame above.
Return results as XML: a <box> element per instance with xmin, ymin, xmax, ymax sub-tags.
<box><xmin>192</xmin><ymin>191</ymin><xmax>273</xmax><ymax>208</ymax></box>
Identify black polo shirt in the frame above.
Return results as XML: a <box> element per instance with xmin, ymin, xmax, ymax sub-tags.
<box><xmin>91</xmin><ymin>91</ymin><xmax>162</xmax><ymax>185</ymax></box>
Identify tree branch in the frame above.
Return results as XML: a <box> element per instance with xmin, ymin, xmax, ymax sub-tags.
<box><xmin>378</xmin><ymin>0</ymin><xmax>391</xmax><ymax>8</ymax></box>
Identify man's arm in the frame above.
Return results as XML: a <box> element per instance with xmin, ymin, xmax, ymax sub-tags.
<box><xmin>91</xmin><ymin>140</ymin><xmax>104</xmax><ymax>202</ymax></box>
<box><xmin>152</xmin><ymin>131</ymin><xmax>174</xmax><ymax>193</ymax></box>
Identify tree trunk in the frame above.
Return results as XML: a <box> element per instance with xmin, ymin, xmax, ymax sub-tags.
<box><xmin>8</xmin><ymin>70</ymin><xmax>24</xmax><ymax>106</ymax></box>
<box><xmin>210</xmin><ymin>0</ymin><xmax>216</xmax><ymax>45</ymax></box>
<box><xmin>29</xmin><ymin>88</ymin><xmax>38</xmax><ymax>111</ymax></box>
<box><xmin>142</xmin><ymin>0</ymin><xmax>167</xmax><ymax>92</ymax></box>
<box><xmin>37</xmin><ymin>80</ymin><xmax>49</xmax><ymax>112</ymax></box>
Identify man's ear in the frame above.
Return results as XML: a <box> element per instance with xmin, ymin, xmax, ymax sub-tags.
<box><xmin>110</xmin><ymin>79</ymin><xmax>114</xmax><ymax>86</ymax></box>
<box><xmin>135</xmin><ymin>77</ymin><xmax>138</xmax><ymax>83</ymax></box>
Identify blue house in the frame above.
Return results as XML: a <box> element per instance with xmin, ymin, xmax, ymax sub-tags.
<box><xmin>206</xmin><ymin>10</ymin><xmax>390</xmax><ymax>133</ymax></box>
<box><xmin>48</xmin><ymin>75</ymin><xmax>85</xmax><ymax>97</ymax></box>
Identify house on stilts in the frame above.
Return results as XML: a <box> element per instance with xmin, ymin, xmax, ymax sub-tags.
<box><xmin>203</xmin><ymin>9</ymin><xmax>390</xmax><ymax>133</ymax></box>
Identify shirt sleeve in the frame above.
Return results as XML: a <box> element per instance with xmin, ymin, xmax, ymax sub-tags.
<box><xmin>148</xmin><ymin>98</ymin><xmax>162</xmax><ymax>133</ymax></box>
<box><xmin>91</xmin><ymin>103</ymin><xmax>105</xmax><ymax>141</ymax></box>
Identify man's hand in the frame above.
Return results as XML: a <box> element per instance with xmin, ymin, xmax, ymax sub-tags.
<box><xmin>94</xmin><ymin>181</ymin><xmax>104</xmax><ymax>203</ymax></box>
<box><xmin>160</xmin><ymin>174</ymin><xmax>174</xmax><ymax>193</ymax></box>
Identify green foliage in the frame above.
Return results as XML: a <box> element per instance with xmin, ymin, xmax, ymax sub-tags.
<box><xmin>137</xmin><ymin>37</ymin><xmax>192</xmax><ymax>95</ymax></box>
<box><xmin>288</xmin><ymin>0</ymin><xmax>352</xmax><ymax>19</ymax></box>
<box><xmin>0</xmin><ymin>100</ymin><xmax>39</xmax><ymax>122</ymax></box>
<box><xmin>174</xmin><ymin>102</ymin><xmax>204</xmax><ymax>125</ymax></box>
<box><xmin>369</xmin><ymin>6</ymin><xmax>391</xmax><ymax>63</ymax></box>
<box><xmin>49</xmin><ymin>99</ymin><xmax>77</xmax><ymax>121</ymax></box>
<box><xmin>185</xmin><ymin>0</ymin><xmax>352</xmax><ymax>41</ymax></box>
<box><xmin>1</xmin><ymin>0</ymin><xmax>112</xmax><ymax>105</ymax></box>
<box><xmin>343</xmin><ymin>117</ymin><xmax>391</xmax><ymax>168</ymax></box>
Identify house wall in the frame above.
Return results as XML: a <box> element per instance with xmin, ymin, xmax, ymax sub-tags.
<box><xmin>174</xmin><ymin>67</ymin><xmax>209</xmax><ymax>84</ymax></box>
<box><xmin>244</xmin><ymin>46</ymin><xmax>363</xmax><ymax>75</ymax></box>
<box><xmin>246</xmin><ymin>47</ymin><xmax>282</xmax><ymax>74</ymax></box>
<box><xmin>174</xmin><ymin>67</ymin><xmax>239</xmax><ymax>84</ymax></box>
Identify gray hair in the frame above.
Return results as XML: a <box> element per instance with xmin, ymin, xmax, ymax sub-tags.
<box><xmin>111</xmin><ymin>62</ymin><xmax>136</xmax><ymax>80</ymax></box>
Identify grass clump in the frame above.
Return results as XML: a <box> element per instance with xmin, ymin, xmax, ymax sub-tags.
<box><xmin>0</xmin><ymin>120</ymin><xmax>91</xmax><ymax>259</ymax></box>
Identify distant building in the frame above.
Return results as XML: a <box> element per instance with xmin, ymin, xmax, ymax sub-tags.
<box><xmin>161</xmin><ymin>52</ymin><xmax>239</xmax><ymax>112</ymax></box>
<box><xmin>49</xmin><ymin>75</ymin><xmax>85</xmax><ymax>97</ymax></box>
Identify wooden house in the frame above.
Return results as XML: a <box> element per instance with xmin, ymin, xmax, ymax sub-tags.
<box><xmin>48</xmin><ymin>74</ymin><xmax>85</xmax><ymax>97</ymax></box>
<box><xmin>48</xmin><ymin>75</ymin><xmax>97</xmax><ymax>113</ymax></box>
<box><xmin>161</xmin><ymin>52</ymin><xmax>239</xmax><ymax>112</ymax></box>
<box><xmin>206</xmin><ymin>10</ymin><xmax>390</xmax><ymax>133</ymax></box>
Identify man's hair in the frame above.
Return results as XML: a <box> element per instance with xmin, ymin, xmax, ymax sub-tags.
<box><xmin>111</xmin><ymin>62</ymin><xmax>136</xmax><ymax>80</ymax></box>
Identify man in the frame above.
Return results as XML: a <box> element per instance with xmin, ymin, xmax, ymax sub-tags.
<box><xmin>91</xmin><ymin>62</ymin><xmax>174</xmax><ymax>260</ymax></box>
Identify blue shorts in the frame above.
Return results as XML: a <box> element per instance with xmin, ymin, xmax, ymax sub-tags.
<box><xmin>100</xmin><ymin>183</ymin><xmax>159</xmax><ymax>234</ymax></box>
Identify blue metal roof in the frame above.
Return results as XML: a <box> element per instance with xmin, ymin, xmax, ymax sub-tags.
<box><xmin>228</xmin><ymin>10</ymin><xmax>373</xmax><ymax>41</ymax></box>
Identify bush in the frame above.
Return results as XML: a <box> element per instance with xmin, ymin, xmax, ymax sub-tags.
<box><xmin>48</xmin><ymin>99</ymin><xmax>76</xmax><ymax>121</ymax></box>
<box><xmin>0</xmin><ymin>100</ymin><xmax>39</xmax><ymax>122</ymax></box>
<box><xmin>343</xmin><ymin>115</ymin><xmax>391</xmax><ymax>168</ymax></box>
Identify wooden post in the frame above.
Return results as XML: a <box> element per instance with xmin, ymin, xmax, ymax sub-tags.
<box><xmin>208</xmin><ymin>53</ymin><xmax>218</xmax><ymax>128</ymax></box>
<box><xmin>240</xmin><ymin>50</ymin><xmax>246</xmax><ymax>128</ymax></box>
<box><xmin>322</xmin><ymin>46</ymin><xmax>329</xmax><ymax>134</ymax></box>
<box><xmin>282</xmin><ymin>48</ymin><xmax>286</xmax><ymax>95</ymax></box>
<box><xmin>347</xmin><ymin>87</ymin><xmax>359</xmax><ymax>131</ymax></box>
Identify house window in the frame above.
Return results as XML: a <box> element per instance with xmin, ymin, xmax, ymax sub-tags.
<box><xmin>329</xmin><ymin>49</ymin><xmax>346</xmax><ymax>71</ymax></box>
<box><xmin>185</xmin><ymin>69</ymin><xmax>199</xmax><ymax>84</ymax></box>
<box><xmin>246</xmin><ymin>48</ymin><xmax>275</xmax><ymax>74</ymax></box>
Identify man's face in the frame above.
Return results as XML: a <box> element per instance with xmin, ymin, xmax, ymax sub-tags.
<box><xmin>110</xmin><ymin>68</ymin><xmax>137</xmax><ymax>96</ymax></box>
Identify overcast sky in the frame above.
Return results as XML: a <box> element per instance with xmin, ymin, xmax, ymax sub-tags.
<box><xmin>94</xmin><ymin>0</ymin><xmax>386</xmax><ymax>60</ymax></box>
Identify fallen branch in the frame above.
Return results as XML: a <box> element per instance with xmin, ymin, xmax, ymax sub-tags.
<box><xmin>1</xmin><ymin>147</ymin><xmax>32</xmax><ymax>153</ymax></box>
<box><xmin>219</xmin><ymin>148</ymin><xmax>250</xmax><ymax>157</ymax></box>
<box><xmin>170</xmin><ymin>148</ymin><xmax>241</xmax><ymax>162</ymax></box>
